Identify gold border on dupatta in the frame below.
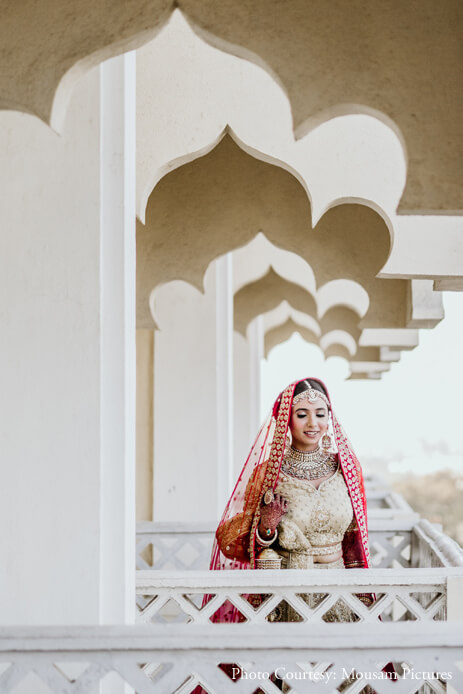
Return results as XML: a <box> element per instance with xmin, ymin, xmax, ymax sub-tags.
<box><xmin>249</xmin><ymin>383</ymin><xmax>296</xmax><ymax>568</ymax></box>
<box><xmin>333</xmin><ymin>417</ymin><xmax>370</xmax><ymax>566</ymax></box>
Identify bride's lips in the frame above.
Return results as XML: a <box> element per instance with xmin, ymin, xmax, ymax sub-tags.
<box><xmin>304</xmin><ymin>430</ymin><xmax>319</xmax><ymax>437</ymax></box>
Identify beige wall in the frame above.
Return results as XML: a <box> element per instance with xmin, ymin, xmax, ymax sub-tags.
<box><xmin>136</xmin><ymin>329</ymin><xmax>154</xmax><ymax>521</ymax></box>
<box><xmin>2</xmin><ymin>3</ymin><xmax>461</xmax><ymax>211</ymax></box>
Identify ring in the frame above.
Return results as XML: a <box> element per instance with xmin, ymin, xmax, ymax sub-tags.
<box><xmin>263</xmin><ymin>490</ymin><xmax>274</xmax><ymax>505</ymax></box>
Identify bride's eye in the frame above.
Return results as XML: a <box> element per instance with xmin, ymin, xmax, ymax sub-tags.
<box><xmin>297</xmin><ymin>413</ymin><xmax>306</xmax><ymax>419</ymax></box>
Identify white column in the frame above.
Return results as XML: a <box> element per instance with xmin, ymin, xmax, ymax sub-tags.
<box><xmin>99</xmin><ymin>53</ymin><xmax>136</xmax><ymax>624</ymax></box>
<box><xmin>215</xmin><ymin>253</ymin><xmax>234</xmax><ymax>515</ymax></box>
<box><xmin>0</xmin><ymin>69</ymin><xmax>103</xmax><ymax>626</ymax></box>
<box><xmin>136</xmin><ymin>329</ymin><xmax>154</xmax><ymax>522</ymax></box>
<box><xmin>153</xmin><ymin>277</ymin><xmax>219</xmax><ymax>523</ymax></box>
<box><xmin>0</xmin><ymin>52</ymin><xmax>135</xmax><ymax>694</ymax></box>
<box><xmin>153</xmin><ymin>258</ymin><xmax>234</xmax><ymax>523</ymax></box>
<box><xmin>248</xmin><ymin>315</ymin><xmax>264</xmax><ymax>431</ymax></box>
<box><xmin>233</xmin><ymin>332</ymin><xmax>253</xmax><ymax>479</ymax></box>
<box><xmin>447</xmin><ymin>576</ymin><xmax>463</xmax><ymax>621</ymax></box>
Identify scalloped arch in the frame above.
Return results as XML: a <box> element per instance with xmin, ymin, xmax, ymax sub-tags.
<box><xmin>137</xmin><ymin>133</ymin><xmax>409</xmax><ymax>331</ymax></box>
<box><xmin>2</xmin><ymin>3</ymin><xmax>459</xmax><ymax>210</ymax></box>
<box><xmin>264</xmin><ymin>318</ymin><xmax>319</xmax><ymax>359</ymax></box>
<box><xmin>234</xmin><ymin>269</ymin><xmax>317</xmax><ymax>336</ymax></box>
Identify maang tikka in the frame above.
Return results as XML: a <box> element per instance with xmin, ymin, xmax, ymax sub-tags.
<box><xmin>292</xmin><ymin>381</ymin><xmax>331</xmax><ymax>410</ymax></box>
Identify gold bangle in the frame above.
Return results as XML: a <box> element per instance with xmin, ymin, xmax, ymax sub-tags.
<box><xmin>256</xmin><ymin>527</ymin><xmax>278</xmax><ymax>546</ymax></box>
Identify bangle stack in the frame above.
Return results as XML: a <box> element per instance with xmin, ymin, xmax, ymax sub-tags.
<box><xmin>256</xmin><ymin>526</ymin><xmax>278</xmax><ymax>546</ymax></box>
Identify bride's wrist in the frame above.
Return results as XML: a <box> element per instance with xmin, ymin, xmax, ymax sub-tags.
<box><xmin>256</xmin><ymin>525</ymin><xmax>278</xmax><ymax>546</ymax></box>
<box><xmin>259</xmin><ymin>521</ymin><xmax>276</xmax><ymax>535</ymax></box>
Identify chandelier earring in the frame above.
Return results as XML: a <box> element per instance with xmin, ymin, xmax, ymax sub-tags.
<box><xmin>285</xmin><ymin>429</ymin><xmax>292</xmax><ymax>450</ymax></box>
<box><xmin>321</xmin><ymin>430</ymin><xmax>332</xmax><ymax>452</ymax></box>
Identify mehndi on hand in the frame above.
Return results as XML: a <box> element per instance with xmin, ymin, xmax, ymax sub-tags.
<box><xmin>259</xmin><ymin>493</ymin><xmax>288</xmax><ymax>534</ymax></box>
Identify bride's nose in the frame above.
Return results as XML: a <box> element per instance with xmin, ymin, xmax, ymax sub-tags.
<box><xmin>306</xmin><ymin>411</ymin><xmax>318</xmax><ymax>427</ymax></box>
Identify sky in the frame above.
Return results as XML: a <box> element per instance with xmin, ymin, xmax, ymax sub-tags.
<box><xmin>261</xmin><ymin>292</ymin><xmax>463</xmax><ymax>480</ymax></box>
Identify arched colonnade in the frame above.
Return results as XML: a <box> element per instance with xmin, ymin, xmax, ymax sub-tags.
<box><xmin>0</xmin><ymin>6</ymin><xmax>461</xmax><ymax>644</ymax></box>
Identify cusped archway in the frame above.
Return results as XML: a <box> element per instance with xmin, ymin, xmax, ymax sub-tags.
<box><xmin>3</xmin><ymin>3</ymin><xmax>461</xmax><ymax>210</ymax></box>
<box><xmin>234</xmin><ymin>269</ymin><xmax>317</xmax><ymax>336</ymax></box>
<box><xmin>137</xmin><ymin>133</ymin><xmax>409</xmax><ymax>333</ymax></box>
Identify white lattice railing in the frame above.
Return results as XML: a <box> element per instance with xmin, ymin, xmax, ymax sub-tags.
<box><xmin>136</xmin><ymin>567</ymin><xmax>463</xmax><ymax>626</ymax></box>
<box><xmin>1</xmin><ymin>623</ymin><xmax>462</xmax><ymax>694</ymax></box>
<box><xmin>135</xmin><ymin>519</ymin><xmax>412</xmax><ymax>571</ymax></box>
<box><xmin>136</xmin><ymin>521</ymin><xmax>213</xmax><ymax>571</ymax></box>
<box><xmin>136</xmin><ymin>475</ymin><xmax>422</xmax><ymax>571</ymax></box>
<box><xmin>411</xmin><ymin>519</ymin><xmax>463</xmax><ymax>568</ymax></box>
<box><xmin>367</xmin><ymin>488</ymin><xmax>416</xmax><ymax>513</ymax></box>
<box><xmin>136</xmin><ymin>474</ymin><xmax>428</xmax><ymax>571</ymax></box>
<box><xmin>136</xmin><ymin>516</ymin><xmax>463</xmax><ymax>571</ymax></box>
<box><xmin>3</xmin><ymin>486</ymin><xmax>461</xmax><ymax>693</ymax></box>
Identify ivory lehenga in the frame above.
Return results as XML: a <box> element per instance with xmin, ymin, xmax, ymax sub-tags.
<box><xmin>253</xmin><ymin>447</ymin><xmax>360</xmax><ymax>623</ymax></box>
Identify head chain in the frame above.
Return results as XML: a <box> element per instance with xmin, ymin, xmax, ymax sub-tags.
<box><xmin>292</xmin><ymin>382</ymin><xmax>330</xmax><ymax>410</ymax></box>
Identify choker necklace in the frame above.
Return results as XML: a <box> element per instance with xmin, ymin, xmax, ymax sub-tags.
<box><xmin>281</xmin><ymin>445</ymin><xmax>337</xmax><ymax>481</ymax></box>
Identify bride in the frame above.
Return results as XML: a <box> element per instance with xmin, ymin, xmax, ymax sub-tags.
<box><xmin>213</xmin><ymin>377</ymin><xmax>370</xmax><ymax>581</ymax></box>
<box><xmin>193</xmin><ymin>378</ymin><xmax>394</xmax><ymax>691</ymax></box>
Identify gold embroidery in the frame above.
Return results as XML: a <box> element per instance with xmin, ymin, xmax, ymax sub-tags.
<box><xmin>249</xmin><ymin>383</ymin><xmax>294</xmax><ymax>567</ymax></box>
<box><xmin>276</xmin><ymin>469</ymin><xmax>353</xmax><ymax>549</ymax></box>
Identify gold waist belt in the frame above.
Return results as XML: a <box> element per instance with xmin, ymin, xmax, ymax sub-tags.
<box><xmin>301</xmin><ymin>542</ymin><xmax>342</xmax><ymax>556</ymax></box>
<box><xmin>278</xmin><ymin>542</ymin><xmax>344</xmax><ymax>569</ymax></box>
<box><xmin>278</xmin><ymin>542</ymin><xmax>342</xmax><ymax>560</ymax></box>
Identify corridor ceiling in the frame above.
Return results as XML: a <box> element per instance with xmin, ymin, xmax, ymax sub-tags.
<box><xmin>2</xmin><ymin>1</ymin><xmax>461</xmax><ymax>211</ymax></box>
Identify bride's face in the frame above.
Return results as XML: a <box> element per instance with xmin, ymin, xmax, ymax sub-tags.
<box><xmin>289</xmin><ymin>398</ymin><xmax>329</xmax><ymax>452</ymax></box>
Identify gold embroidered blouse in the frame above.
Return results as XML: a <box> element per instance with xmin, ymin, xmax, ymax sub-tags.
<box><xmin>274</xmin><ymin>464</ymin><xmax>354</xmax><ymax>568</ymax></box>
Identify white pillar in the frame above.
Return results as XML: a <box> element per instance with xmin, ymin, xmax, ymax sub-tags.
<box><xmin>152</xmin><ymin>257</ymin><xmax>234</xmax><ymax>523</ymax></box>
<box><xmin>0</xmin><ymin>71</ymin><xmax>104</xmax><ymax>626</ymax></box>
<box><xmin>233</xmin><ymin>332</ymin><xmax>253</xmax><ymax>479</ymax></box>
<box><xmin>0</xmin><ymin>55</ymin><xmax>135</xmax><ymax>632</ymax></box>
<box><xmin>136</xmin><ymin>329</ymin><xmax>154</xmax><ymax>522</ymax></box>
<box><xmin>248</xmin><ymin>315</ymin><xmax>264</xmax><ymax>430</ymax></box>
<box><xmin>215</xmin><ymin>253</ymin><xmax>234</xmax><ymax>515</ymax></box>
<box><xmin>153</xmin><ymin>280</ymin><xmax>217</xmax><ymax>523</ymax></box>
<box><xmin>447</xmin><ymin>576</ymin><xmax>463</xmax><ymax>621</ymax></box>
<box><xmin>99</xmin><ymin>53</ymin><xmax>136</xmax><ymax>624</ymax></box>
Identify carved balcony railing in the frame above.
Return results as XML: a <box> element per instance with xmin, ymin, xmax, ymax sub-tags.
<box><xmin>3</xmin><ymin>483</ymin><xmax>460</xmax><ymax>693</ymax></box>
<box><xmin>131</xmin><ymin>484</ymin><xmax>463</xmax><ymax>693</ymax></box>
<box><xmin>136</xmin><ymin>517</ymin><xmax>463</xmax><ymax>572</ymax></box>
<box><xmin>136</xmin><ymin>476</ymin><xmax>463</xmax><ymax>573</ymax></box>
<box><xmin>1</xmin><ymin>623</ymin><xmax>462</xmax><ymax>694</ymax></box>
<box><xmin>136</xmin><ymin>567</ymin><xmax>463</xmax><ymax>626</ymax></box>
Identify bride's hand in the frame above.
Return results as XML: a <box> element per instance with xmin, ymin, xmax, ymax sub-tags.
<box><xmin>259</xmin><ymin>493</ymin><xmax>288</xmax><ymax>533</ymax></box>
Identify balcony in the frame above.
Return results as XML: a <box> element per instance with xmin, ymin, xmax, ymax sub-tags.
<box><xmin>1</xmin><ymin>476</ymin><xmax>462</xmax><ymax>694</ymax></box>
<box><xmin>1</xmin><ymin>623</ymin><xmax>463</xmax><ymax>693</ymax></box>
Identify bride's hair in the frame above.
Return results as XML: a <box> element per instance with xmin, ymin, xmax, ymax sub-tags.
<box><xmin>273</xmin><ymin>378</ymin><xmax>331</xmax><ymax>419</ymax></box>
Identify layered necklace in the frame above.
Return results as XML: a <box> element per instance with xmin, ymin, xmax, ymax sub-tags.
<box><xmin>281</xmin><ymin>445</ymin><xmax>337</xmax><ymax>481</ymax></box>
